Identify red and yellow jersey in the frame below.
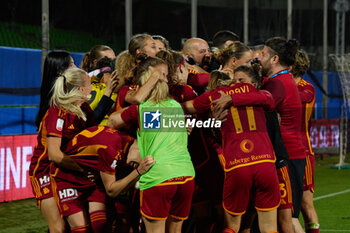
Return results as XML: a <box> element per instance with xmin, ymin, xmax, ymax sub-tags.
<box><xmin>297</xmin><ymin>79</ymin><xmax>315</xmax><ymax>155</ymax></box>
<box><xmin>192</xmin><ymin>83</ymin><xmax>276</xmax><ymax>172</ymax></box>
<box><xmin>115</xmin><ymin>84</ymin><xmax>137</xmax><ymax>111</ymax></box>
<box><xmin>169</xmin><ymin>84</ymin><xmax>197</xmax><ymax>103</ymax></box>
<box><xmin>29</xmin><ymin>103</ymin><xmax>95</xmax><ymax>177</ymax></box>
<box><xmin>50</xmin><ymin>126</ymin><xmax>133</xmax><ymax>187</ymax></box>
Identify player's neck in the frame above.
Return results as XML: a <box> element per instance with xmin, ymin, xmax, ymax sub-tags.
<box><xmin>269</xmin><ymin>64</ymin><xmax>289</xmax><ymax>78</ymax></box>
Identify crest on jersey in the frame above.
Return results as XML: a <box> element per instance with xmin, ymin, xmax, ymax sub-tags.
<box><xmin>56</xmin><ymin>119</ymin><xmax>64</xmax><ymax>131</ymax></box>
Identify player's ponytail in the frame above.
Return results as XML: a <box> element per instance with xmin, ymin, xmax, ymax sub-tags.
<box><xmin>265</xmin><ymin>37</ymin><xmax>299</xmax><ymax>67</ymax></box>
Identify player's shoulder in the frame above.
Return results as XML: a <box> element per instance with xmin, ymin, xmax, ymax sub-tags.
<box><xmin>227</xmin><ymin>82</ymin><xmax>257</xmax><ymax>93</ymax></box>
<box><xmin>47</xmin><ymin>105</ymin><xmax>66</xmax><ymax>118</ymax></box>
<box><xmin>298</xmin><ymin>79</ymin><xmax>315</xmax><ymax>90</ymax></box>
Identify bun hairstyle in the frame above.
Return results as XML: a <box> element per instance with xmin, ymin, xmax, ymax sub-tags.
<box><xmin>207</xmin><ymin>70</ymin><xmax>233</xmax><ymax>92</ymax></box>
<box><xmin>291</xmin><ymin>49</ymin><xmax>310</xmax><ymax>78</ymax></box>
<box><xmin>214</xmin><ymin>41</ymin><xmax>250</xmax><ymax>66</ymax></box>
<box><xmin>156</xmin><ymin>50</ymin><xmax>184</xmax><ymax>85</ymax></box>
<box><xmin>80</xmin><ymin>45</ymin><xmax>113</xmax><ymax>72</ymax></box>
<box><xmin>234</xmin><ymin>64</ymin><xmax>263</xmax><ymax>89</ymax></box>
<box><xmin>265</xmin><ymin>37</ymin><xmax>300</xmax><ymax>67</ymax></box>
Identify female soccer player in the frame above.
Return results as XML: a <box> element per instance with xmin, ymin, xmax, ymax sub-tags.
<box><xmin>35</xmin><ymin>50</ymin><xmax>77</xmax><ymax>130</ymax></box>
<box><xmin>108</xmin><ymin>55</ymin><xmax>195</xmax><ymax>233</ymax></box>
<box><xmin>182</xmin><ymin>70</ymin><xmax>280</xmax><ymax>233</ymax></box>
<box><xmin>80</xmin><ymin>45</ymin><xmax>116</xmax><ymax>73</ymax></box>
<box><xmin>30</xmin><ymin>67</ymin><xmax>119</xmax><ymax>233</ymax></box>
<box><xmin>214</xmin><ymin>41</ymin><xmax>253</xmax><ymax>80</ymax></box>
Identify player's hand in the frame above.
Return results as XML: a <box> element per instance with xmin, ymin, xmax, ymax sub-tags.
<box><xmin>212</xmin><ymin>107</ymin><xmax>228</xmax><ymax>123</ymax></box>
<box><xmin>212</xmin><ymin>91</ymin><xmax>232</xmax><ymax>112</ymax></box>
<box><xmin>149</xmin><ymin>66</ymin><xmax>167</xmax><ymax>82</ymax></box>
<box><xmin>186</xmin><ymin>125</ymin><xmax>193</xmax><ymax>135</ymax></box>
<box><xmin>104</xmin><ymin>70</ymin><xmax>119</xmax><ymax>97</ymax></box>
<box><xmin>83</xmin><ymin>169</ymin><xmax>99</xmax><ymax>183</ymax></box>
<box><xmin>137</xmin><ymin>155</ymin><xmax>155</xmax><ymax>175</ymax></box>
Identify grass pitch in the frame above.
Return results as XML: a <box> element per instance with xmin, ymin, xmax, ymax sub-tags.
<box><xmin>0</xmin><ymin>155</ymin><xmax>349</xmax><ymax>232</ymax></box>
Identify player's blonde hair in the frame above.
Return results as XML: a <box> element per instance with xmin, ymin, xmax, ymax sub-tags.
<box><xmin>50</xmin><ymin>68</ymin><xmax>88</xmax><ymax>121</ymax></box>
<box><xmin>115</xmin><ymin>50</ymin><xmax>136</xmax><ymax>83</ymax></box>
<box><xmin>134</xmin><ymin>54</ymin><xmax>169</xmax><ymax>103</ymax></box>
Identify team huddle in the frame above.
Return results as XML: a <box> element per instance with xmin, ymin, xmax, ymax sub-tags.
<box><xmin>29</xmin><ymin>31</ymin><xmax>319</xmax><ymax>233</ymax></box>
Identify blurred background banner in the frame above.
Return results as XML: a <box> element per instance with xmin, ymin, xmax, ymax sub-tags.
<box><xmin>0</xmin><ymin>46</ymin><xmax>83</xmax><ymax>135</ymax></box>
<box><xmin>0</xmin><ymin>134</ymin><xmax>37</xmax><ymax>202</ymax></box>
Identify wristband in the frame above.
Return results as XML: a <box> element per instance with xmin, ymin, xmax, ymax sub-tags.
<box><xmin>136</xmin><ymin>168</ymin><xmax>141</xmax><ymax>176</ymax></box>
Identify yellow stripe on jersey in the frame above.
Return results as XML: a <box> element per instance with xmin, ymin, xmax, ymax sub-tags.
<box><xmin>72</xmin><ymin>126</ymin><xmax>105</xmax><ymax>146</ymax></box>
<box><xmin>246</xmin><ymin>106</ymin><xmax>256</xmax><ymax>131</ymax></box>
<box><xmin>230</xmin><ymin>106</ymin><xmax>243</xmax><ymax>134</ymax></box>
<box><xmin>305</xmin><ymin>99</ymin><xmax>315</xmax><ymax>155</ymax></box>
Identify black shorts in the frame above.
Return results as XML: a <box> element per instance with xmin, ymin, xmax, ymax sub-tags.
<box><xmin>288</xmin><ymin>158</ymin><xmax>306</xmax><ymax>218</ymax></box>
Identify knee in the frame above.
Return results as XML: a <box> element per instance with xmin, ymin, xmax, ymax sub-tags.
<box><xmin>49</xmin><ymin>223</ymin><xmax>66</xmax><ymax>233</ymax></box>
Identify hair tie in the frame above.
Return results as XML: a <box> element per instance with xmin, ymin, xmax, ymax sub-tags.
<box><xmin>175</xmin><ymin>57</ymin><xmax>185</xmax><ymax>70</ymax></box>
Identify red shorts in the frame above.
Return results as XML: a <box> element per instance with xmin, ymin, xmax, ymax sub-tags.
<box><xmin>277</xmin><ymin>165</ymin><xmax>293</xmax><ymax>210</ymax></box>
<box><xmin>222</xmin><ymin>163</ymin><xmax>280</xmax><ymax>215</ymax></box>
<box><xmin>30</xmin><ymin>171</ymin><xmax>53</xmax><ymax>205</ymax></box>
<box><xmin>140</xmin><ymin>176</ymin><xmax>195</xmax><ymax>220</ymax></box>
<box><xmin>303</xmin><ymin>154</ymin><xmax>315</xmax><ymax>192</ymax></box>
<box><xmin>52</xmin><ymin>177</ymin><xmax>106</xmax><ymax>216</ymax></box>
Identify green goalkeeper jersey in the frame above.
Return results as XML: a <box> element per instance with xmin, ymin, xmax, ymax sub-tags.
<box><xmin>137</xmin><ymin>98</ymin><xmax>195</xmax><ymax>190</ymax></box>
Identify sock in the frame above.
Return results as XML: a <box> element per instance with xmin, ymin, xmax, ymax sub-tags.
<box><xmin>90</xmin><ymin>210</ymin><xmax>107</xmax><ymax>233</ymax></box>
<box><xmin>306</xmin><ymin>230</ymin><xmax>319</xmax><ymax>233</ymax></box>
<box><xmin>71</xmin><ymin>224</ymin><xmax>89</xmax><ymax>233</ymax></box>
<box><xmin>306</xmin><ymin>222</ymin><xmax>320</xmax><ymax>233</ymax></box>
<box><xmin>222</xmin><ymin>227</ymin><xmax>237</xmax><ymax>233</ymax></box>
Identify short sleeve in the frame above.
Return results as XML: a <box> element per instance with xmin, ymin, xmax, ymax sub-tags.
<box><xmin>45</xmin><ymin>107</ymin><xmax>64</xmax><ymax>138</ymax></box>
<box><xmin>121</xmin><ymin>104</ymin><xmax>139</xmax><ymax>126</ymax></box>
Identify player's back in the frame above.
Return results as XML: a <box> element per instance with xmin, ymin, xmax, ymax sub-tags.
<box><xmin>209</xmin><ymin>84</ymin><xmax>275</xmax><ymax>172</ymax></box>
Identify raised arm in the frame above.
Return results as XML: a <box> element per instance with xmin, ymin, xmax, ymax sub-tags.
<box><xmin>125</xmin><ymin>67</ymin><xmax>163</xmax><ymax>104</ymax></box>
<box><xmin>108</xmin><ymin>104</ymin><xmax>139</xmax><ymax>129</ymax></box>
<box><xmin>212</xmin><ymin>89</ymin><xmax>275</xmax><ymax>112</ymax></box>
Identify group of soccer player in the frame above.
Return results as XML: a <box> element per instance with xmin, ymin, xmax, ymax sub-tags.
<box><xmin>29</xmin><ymin>30</ymin><xmax>319</xmax><ymax>233</ymax></box>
